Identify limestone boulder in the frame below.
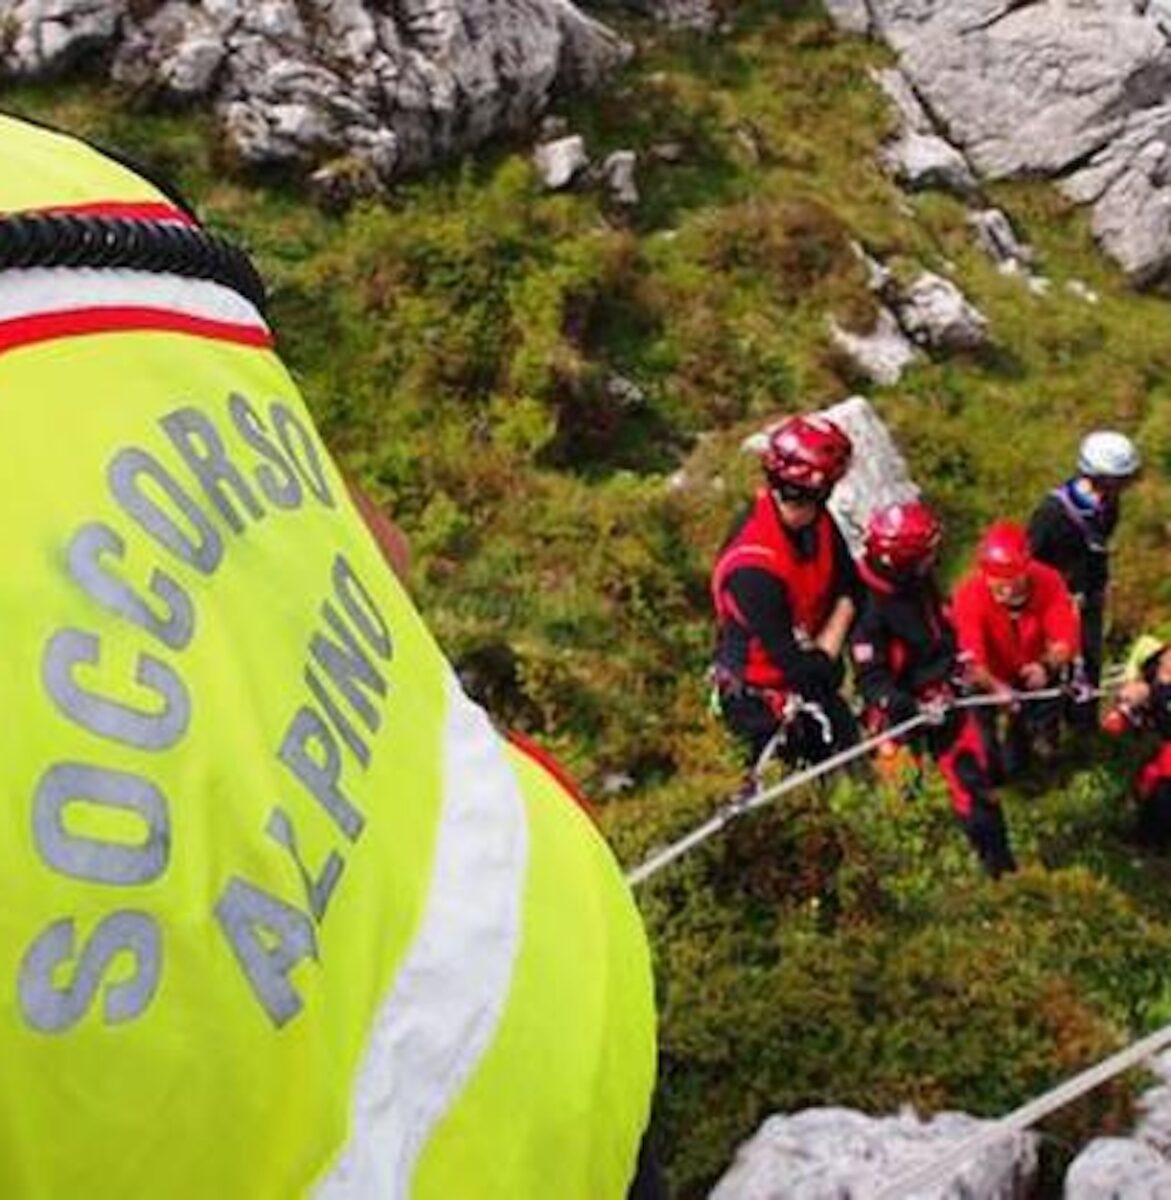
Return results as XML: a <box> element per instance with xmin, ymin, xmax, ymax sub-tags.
<box><xmin>0</xmin><ymin>0</ymin><xmax>630</xmax><ymax>190</ymax></box>
<box><xmin>829</xmin><ymin>309</ymin><xmax>919</xmax><ymax>387</ymax></box>
<box><xmin>880</xmin><ymin>131</ymin><xmax>977</xmax><ymax>195</ymax></box>
<box><xmin>1064</xmin><ymin>1138</ymin><xmax>1171</xmax><ymax>1197</ymax></box>
<box><xmin>1063</xmin><ymin>1049</ymin><xmax>1171</xmax><ymax>1196</ymax></box>
<box><xmin>534</xmin><ymin>135</ymin><xmax>590</xmax><ymax>189</ymax></box>
<box><xmin>826</xmin><ymin>0</ymin><xmax>1171</xmax><ymax>287</ymax></box>
<box><xmin>709</xmin><ymin>1106</ymin><xmax>1038</xmax><ymax>1199</ymax></box>
<box><xmin>820</xmin><ymin>395</ymin><xmax>920</xmax><ymax>556</ymax></box>
<box><xmin>892</xmin><ymin>271</ymin><xmax>989</xmax><ymax>354</ymax></box>
<box><xmin>822</xmin><ymin>0</ymin><xmax>871</xmax><ymax>35</ymax></box>
<box><xmin>0</xmin><ymin>0</ymin><xmax>127</xmax><ymax>75</ymax></box>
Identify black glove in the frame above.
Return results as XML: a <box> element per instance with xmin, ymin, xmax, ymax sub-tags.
<box><xmin>883</xmin><ymin>690</ymin><xmax>920</xmax><ymax>727</ymax></box>
<box><xmin>793</xmin><ymin>648</ymin><xmax>842</xmax><ymax>700</ymax></box>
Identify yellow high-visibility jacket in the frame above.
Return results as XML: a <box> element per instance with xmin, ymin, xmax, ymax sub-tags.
<box><xmin>0</xmin><ymin>112</ymin><xmax>655</xmax><ymax>1200</ymax></box>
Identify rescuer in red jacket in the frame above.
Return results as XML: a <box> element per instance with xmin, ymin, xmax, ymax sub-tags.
<box><xmin>850</xmin><ymin>501</ymin><xmax>1016</xmax><ymax>876</ymax></box>
<box><xmin>951</xmin><ymin>520</ymin><xmax>1082</xmax><ymax>780</ymax></box>
<box><xmin>711</xmin><ymin>414</ymin><xmax>861</xmax><ymax>781</ymax></box>
<box><xmin>1102</xmin><ymin>638</ymin><xmax>1171</xmax><ymax>849</ymax></box>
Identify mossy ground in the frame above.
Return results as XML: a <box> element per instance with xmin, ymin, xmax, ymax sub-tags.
<box><xmin>6</xmin><ymin>4</ymin><xmax>1171</xmax><ymax>1192</ymax></box>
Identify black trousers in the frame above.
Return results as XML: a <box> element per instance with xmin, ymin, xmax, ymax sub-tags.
<box><xmin>1137</xmin><ymin>781</ymin><xmax>1171</xmax><ymax>850</ymax></box>
<box><xmin>976</xmin><ymin>697</ymin><xmax>1063</xmax><ymax>782</ymax></box>
<box><xmin>627</xmin><ymin>1133</ymin><xmax>667</xmax><ymax>1200</ymax></box>
<box><xmin>1069</xmin><ymin>594</ymin><xmax>1105</xmax><ymax>732</ymax></box>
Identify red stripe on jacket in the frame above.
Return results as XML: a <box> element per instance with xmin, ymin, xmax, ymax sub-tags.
<box><xmin>0</xmin><ymin>307</ymin><xmax>272</xmax><ymax>355</ymax></box>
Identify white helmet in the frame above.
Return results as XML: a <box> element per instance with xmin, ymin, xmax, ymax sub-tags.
<box><xmin>1077</xmin><ymin>430</ymin><xmax>1141</xmax><ymax>479</ymax></box>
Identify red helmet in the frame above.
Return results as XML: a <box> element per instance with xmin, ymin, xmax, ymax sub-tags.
<box><xmin>864</xmin><ymin>500</ymin><xmax>943</xmax><ymax>577</ymax></box>
<box><xmin>977</xmin><ymin>520</ymin><xmax>1031</xmax><ymax>581</ymax></box>
<box><xmin>763</xmin><ymin>415</ymin><xmax>853</xmax><ymax>494</ymax></box>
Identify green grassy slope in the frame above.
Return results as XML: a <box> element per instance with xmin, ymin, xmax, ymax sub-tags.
<box><xmin>6</xmin><ymin>3</ymin><xmax>1171</xmax><ymax>1192</ymax></box>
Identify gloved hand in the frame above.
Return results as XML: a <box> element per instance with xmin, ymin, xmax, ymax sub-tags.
<box><xmin>1066</xmin><ymin>660</ymin><xmax>1095</xmax><ymax>704</ymax></box>
<box><xmin>800</xmin><ymin>648</ymin><xmax>845</xmax><ymax>697</ymax></box>
<box><xmin>884</xmin><ymin>690</ymin><xmax>921</xmax><ymax>727</ymax></box>
<box><xmin>919</xmin><ymin>694</ymin><xmax>952</xmax><ymax>726</ymax></box>
<box><xmin>918</xmin><ymin>679</ymin><xmax>955</xmax><ymax>717</ymax></box>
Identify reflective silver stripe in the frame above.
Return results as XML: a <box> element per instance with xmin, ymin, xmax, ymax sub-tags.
<box><xmin>317</xmin><ymin>673</ymin><xmax>529</xmax><ymax>1199</ymax></box>
<box><xmin>0</xmin><ymin>267</ymin><xmax>268</xmax><ymax>333</ymax></box>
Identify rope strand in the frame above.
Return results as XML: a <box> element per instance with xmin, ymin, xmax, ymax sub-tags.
<box><xmin>872</xmin><ymin>1021</ymin><xmax>1171</xmax><ymax>1199</ymax></box>
<box><xmin>625</xmin><ymin>685</ymin><xmax>1099</xmax><ymax>887</ymax></box>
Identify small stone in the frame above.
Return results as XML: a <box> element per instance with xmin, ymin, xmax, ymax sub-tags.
<box><xmin>880</xmin><ymin>131</ymin><xmax>977</xmax><ymax>196</ymax></box>
<box><xmin>822</xmin><ymin>0</ymin><xmax>871</xmax><ymax>35</ymax></box>
<box><xmin>1066</xmin><ymin>278</ymin><xmax>1100</xmax><ymax>304</ymax></box>
<box><xmin>600</xmin><ymin>149</ymin><xmax>639</xmax><ymax>206</ymax></box>
<box><xmin>533</xmin><ymin>135</ymin><xmax>589</xmax><ymax>190</ymax></box>
<box><xmin>969</xmin><ymin>208</ymin><xmax>1035</xmax><ymax>268</ymax></box>
<box><xmin>604</xmin><ymin>373</ymin><xmax>645</xmax><ymax>407</ymax></box>
<box><xmin>892</xmin><ymin>271</ymin><xmax>989</xmax><ymax>353</ymax></box>
<box><xmin>600</xmin><ymin>772</ymin><xmax>635</xmax><ymax>796</ymax></box>
<box><xmin>650</xmin><ymin>141</ymin><xmax>684</xmax><ymax>163</ymax></box>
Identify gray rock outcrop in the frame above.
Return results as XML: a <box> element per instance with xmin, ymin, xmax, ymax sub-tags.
<box><xmin>872</xmin><ymin>66</ymin><xmax>978</xmax><ymax>196</ymax></box>
<box><xmin>1064</xmin><ymin>1049</ymin><xmax>1171</xmax><ymax>1196</ymax></box>
<box><xmin>1</xmin><ymin>0</ymin><xmax>127</xmax><ymax>76</ymax></box>
<box><xmin>880</xmin><ymin>131</ymin><xmax>978</xmax><ymax>196</ymax></box>
<box><xmin>968</xmin><ymin>208</ymin><xmax>1034</xmax><ymax>273</ymax></box>
<box><xmin>1064</xmin><ymin>1138</ymin><xmax>1171</xmax><ymax>1197</ymax></box>
<box><xmin>821</xmin><ymin>395</ymin><xmax>920</xmax><ymax>555</ymax></box>
<box><xmin>826</xmin><ymin>0</ymin><xmax>1171</xmax><ymax>287</ymax></box>
<box><xmin>830</xmin><ymin>241</ymin><xmax>991</xmax><ymax>382</ymax></box>
<box><xmin>619</xmin><ymin>0</ymin><xmax>716</xmax><ymax>30</ymax></box>
<box><xmin>822</xmin><ymin>0</ymin><xmax>871</xmax><ymax>35</ymax></box>
<box><xmin>829</xmin><ymin>310</ymin><xmax>919</xmax><ymax>386</ymax></box>
<box><xmin>709</xmin><ymin>1106</ymin><xmax>1038</xmax><ymax>1199</ymax></box>
<box><xmin>893</xmin><ymin>271</ymin><xmax>989</xmax><ymax>354</ymax></box>
<box><xmin>0</xmin><ymin>0</ymin><xmax>630</xmax><ymax>190</ymax></box>
<box><xmin>871</xmin><ymin>67</ymin><xmax>933</xmax><ymax>135</ymax></box>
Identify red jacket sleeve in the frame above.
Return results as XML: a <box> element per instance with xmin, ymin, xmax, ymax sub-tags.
<box><xmin>1033</xmin><ymin>563</ymin><xmax>1081</xmax><ymax>652</ymax></box>
<box><xmin>950</xmin><ymin>574</ymin><xmax>990</xmax><ymax>671</ymax></box>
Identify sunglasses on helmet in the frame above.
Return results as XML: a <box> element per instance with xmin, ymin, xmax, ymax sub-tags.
<box><xmin>774</xmin><ymin>480</ymin><xmax>830</xmax><ymax>505</ymax></box>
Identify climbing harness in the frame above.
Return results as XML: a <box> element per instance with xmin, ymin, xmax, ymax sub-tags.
<box><xmin>626</xmin><ymin>708</ymin><xmax>931</xmax><ymax>887</ymax></box>
<box><xmin>0</xmin><ymin>212</ymin><xmax>267</xmax><ymax>315</ymax></box>
<box><xmin>749</xmin><ymin>695</ymin><xmax>835</xmax><ymax>784</ymax></box>
<box><xmin>625</xmin><ymin>683</ymin><xmax>1101</xmax><ymax>887</ymax></box>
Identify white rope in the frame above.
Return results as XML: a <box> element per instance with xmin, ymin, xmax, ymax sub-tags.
<box><xmin>624</xmin><ymin>712</ymin><xmax>932</xmax><ymax>886</ymax></box>
<box><xmin>625</xmin><ymin>674</ymin><xmax>1132</xmax><ymax>1186</ymax></box>
<box><xmin>873</xmin><ymin>1020</ymin><xmax>1171</xmax><ymax>1199</ymax></box>
<box><xmin>624</xmin><ymin>684</ymin><xmax>1102</xmax><ymax>888</ymax></box>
